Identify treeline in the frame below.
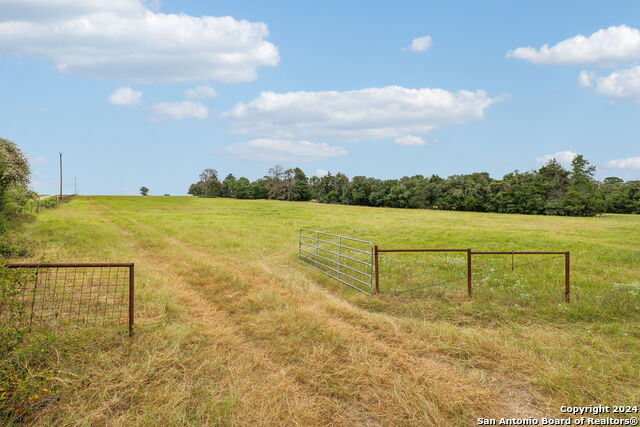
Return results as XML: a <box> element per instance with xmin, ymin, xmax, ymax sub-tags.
<box><xmin>187</xmin><ymin>155</ymin><xmax>640</xmax><ymax>217</ymax></box>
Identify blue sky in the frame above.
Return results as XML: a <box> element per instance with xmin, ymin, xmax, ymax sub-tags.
<box><xmin>1</xmin><ymin>0</ymin><xmax>639</xmax><ymax>195</ymax></box>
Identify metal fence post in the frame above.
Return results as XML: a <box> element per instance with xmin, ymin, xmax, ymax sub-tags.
<box><xmin>374</xmin><ymin>245</ymin><xmax>380</xmax><ymax>294</ymax></box>
<box><xmin>338</xmin><ymin>236</ymin><xmax>343</xmax><ymax>280</ymax></box>
<box><xmin>129</xmin><ymin>264</ymin><xmax>135</xmax><ymax>336</ymax></box>
<box><xmin>467</xmin><ymin>249</ymin><xmax>472</xmax><ymax>297</ymax></box>
<box><xmin>565</xmin><ymin>252</ymin><xmax>570</xmax><ymax>303</ymax></box>
<box><xmin>369</xmin><ymin>244</ymin><xmax>374</xmax><ymax>294</ymax></box>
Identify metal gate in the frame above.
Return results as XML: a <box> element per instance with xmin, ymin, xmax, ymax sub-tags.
<box><xmin>3</xmin><ymin>263</ymin><xmax>135</xmax><ymax>336</ymax></box>
<box><xmin>298</xmin><ymin>229</ymin><xmax>374</xmax><ymax>295</ymax></box>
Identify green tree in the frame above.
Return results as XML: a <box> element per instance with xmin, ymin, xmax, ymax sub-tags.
<box><xmin>221</xmin><ymin>174</ymin><xmax>237</xmax><ymax>198</ymax></box>
<box><xmin>562</xmin><ymin>155</ymin><xmax>604</xmax><ymax>216</ymax></box>
<box><xmin>234</xmin><ymin>177</ymin><xmax>252</xmax><ymax>199</ymax></box>
<box><xmin>283</xmin><ymin>168</ymin><xmax>311</xmax><ymax>201</ymax></box>
<box><xmin>140</xmin><ymin>187</ymin><xmax>149</xmax><ymax>196</ymax></box>
<box><xmin>264</xmin><ymin>165</ymin><xmax>287</xmax><ymax>200</ymax></box>
<box><xmin>188</xmin><ymin>169</ymin><xmax>221</xmax><ymax>198</ymax></box>
<box><xmin>0</xmin><ymin>138</ymin><xmax>32</xmax><ymax>221</ymax></box>
<box><xmin>249</xmin><ymin>179</ymin><xmax>269</xmax><ymax>199</ymax></box>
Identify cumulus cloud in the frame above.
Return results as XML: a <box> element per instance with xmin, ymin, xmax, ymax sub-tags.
<box><xmin>605</xmin><ymin>157</ymin><xmax>640</xmax><ymax>169</ymax></box>
<box><xmin>394</xmin><ymin>135</ymin><xmax>426</xmax><ymax>146</ymax></box>
<box><xmin>507</xmin><ymin>25</ymin><xmax>640</xmax><ymax>66</ymax></box>
<box><xmin>405</xmin><ymin>36</ymin><xmax>432</xmax><ymax>52</ymax></box>
<box><xmin>536</xmin><ymin>151</ymin><xmax>577</xmax><ymax>165</ymax></box>
<box><xmin>0</xmin><ymin>0</ymin><xmax>280</xmax><ymax>83</ymax></box>
<box><xmin>185</xmin><ymin>85</ymin><xmax>217</xmax><ymax>99</ymax></box>
<box><xmin>314</xmin><ymin>169</ymin><xmax>329</xmax><ymax>177</ymax></box>
<box><xmin>223</xmin><ymin>139</ymin><xmax>347</xmax><ymax>162</ymax></box>
<box><xmin>154</xmin><ymin>101</ymin><xmax>208</xmax><ymax>120</ymax></box>
<box><xmin>224</xmin><ymin>86</ymin><xmax>506</xmax><ymax>142</ymax></box>
<box><xmin>578</xmin><ymin>66</ymin><xmax>640</xmax><ymax>101</ymax></box>
<box><xmin>577</xmin><ymin>70</ymin><xmax>596</xmax><ymax>87</ymax></box>
<box><xmin>108</xmin><ymin>87</ymin><xmax>142</xmax><ymax>106</ymax></box>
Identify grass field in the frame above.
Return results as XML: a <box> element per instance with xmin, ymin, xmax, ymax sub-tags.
<box><xmin>10</xmin><ymin>196</ymin><xmax>640</xmax><ymax>425</ymax></box>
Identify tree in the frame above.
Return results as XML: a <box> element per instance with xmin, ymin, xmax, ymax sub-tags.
<box><xmin>187</xmin><ymin>169</ymin><xmax>221</xmax><ymax>197</ymax></box>
<box><xmin>200</xmin><ymin>169</ymin><xmax>222</xmax><ymax>197</ymax></box>
<box><xmin>0</xmin><ymin>138</ymin><xmax>32</xmax><ymax>220</ymax></box>
<box><xmin>249</xmin><ymin>179</ymin><xmax>269</xmax><ymax>199</ymax></box>
<box><xmin>234</xmin><ymin>177</ymin><xmax>252</xmax><ymax>199</ymax></box>
<box><xmin>284</xmin><ymin>168</ymin><xmax>311</xmax><ymax>201</ymax></box>
<box><xmin>188</xmin><ymin>182</ymin><xmax>206</xmax><ymax>196</ymax></box>
<box><xmin>221</xmin><ymin>174</ymin><xmax>237</xmax><ymax>198</ymax></box>
<box><xmin>264</xmin><ymin>165</ymin><xmax>287</xmax><ymax>199</ymax></box>
<box><xmin>562</xmin><ymin>155</ymin><xmax>604</xmax><ymax>216</ymax></box>
<box><xmin>140</xmin><ymin>187</ymin><xmax>149</xmax><ymax>196</ymax></box>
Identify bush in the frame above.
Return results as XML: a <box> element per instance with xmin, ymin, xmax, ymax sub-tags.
<box><xmin>0</xmin><ymin>267</ymin><xmax>62</xmax><ymax>423</ymax></box>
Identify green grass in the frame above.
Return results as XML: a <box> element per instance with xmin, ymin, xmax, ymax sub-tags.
<box><xmin>7</xmin><ymin>196</ymin><xmax>640</xmax><ymax>425</ymax></box>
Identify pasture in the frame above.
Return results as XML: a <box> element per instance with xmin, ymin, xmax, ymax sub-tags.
<box><xmin>11</xmin><ymin>196</ymin><xmax>640</xmax><ymax>425</ymax></box>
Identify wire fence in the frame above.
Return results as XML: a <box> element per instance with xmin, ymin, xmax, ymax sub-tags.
<box><xmin>1</xmin><ymin>263</ymin><xmax>134</xmax><ymax>335</ymax></box>
<box><xmin>374</xmin><ymin>248</ymin><xmax>570</xmax><ymax>303</ymax></box>
<box><xmin>20</xmin><ymin>195</ymin><xmax>74</xmax><ymax>214</ymax></box>
<box><xmin>297</xmin><ymin>229</ymin><xmax>571</xmax><ymax>304</ymax></box>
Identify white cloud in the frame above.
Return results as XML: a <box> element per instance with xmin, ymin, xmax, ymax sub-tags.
<box><xmin>224</xmin><ymin>86</ymin><xmax>506</xmax><ymax>142</ymax></box>
<box><xmin>507</xmin><ymin>25</ymin><xmax>640</xmax><ymax>66</ymax></box>
<box><xmin>579</xmin><ymin>66</ymin><xmax>640</xmax><ymax>101</ymax></box>
<box><xmin>605</xmin><ymin>157</ymin><xmax>640</xmax><ymax>169</ymax></box>
<box><xmin>577</xmin><ymin>70</ymin><xmax>596</xmax><ymax>87</ymax></box>
<box><xmin>394</xmin><ymin>135</ymin><xmax>426</xmax><ymax>146</ymax></box>
<box><xmin>536</xmin><ymin>151</ymin><xmax>577</xmax><ymax>165</ymax></box>
<box><xmin>108</xmin><ymin>87</ymin><xmax>142</xmax><ymax>106</ymax></box>
<box><xmin>0</xmin><ymin>0</ymin><xmax>279</xmax><ymax>83</ymax></box>
<box><xmin>185</xmin><ymin>85</ymin><xmax>217</xmax><ymax>99</ymax></box>
<box><xmin>314</xmin><ymin>169</ymin><xmax>329</xmax><ymax>177</ymax></box>
<box><xmin>154</xmin><ymin>101</ymin><xmax>208</xmax><ymax>120</ymax></box>
<box><xmin>223</xmin><ymin>138</ymin><xmax>347</xmax><ymax>162</ymax></box>
<box><xmin>405</xmin><ymin>36</ymin><xmax>432</xmax><ymax>52</ymax></box>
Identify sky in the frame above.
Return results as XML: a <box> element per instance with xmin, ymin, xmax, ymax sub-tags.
<box><xmin>1</xmin><ymin>0</ymin><xmax>639</xmax><ymax>196</ymax></box>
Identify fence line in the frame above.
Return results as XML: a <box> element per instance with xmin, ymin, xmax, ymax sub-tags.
<box><xmin>374</xmin><ymin>248</ymin><xmax>570</xmax><ymax>302</ymax></box>
<box><xmin>298</xmin><ymin>229</ymin><xmax>571</xmax><ymax>303</ymax></box>
<box><xmin>20</xmin><ymin>195</ymin><xmax>75</xmax><ymax>214</ymax></box>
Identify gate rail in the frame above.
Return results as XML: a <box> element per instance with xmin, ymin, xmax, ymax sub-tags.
<box><xmin>298</xmin><ymin>229</ymin><xmax>374</xmax><ymax>295</ymax></box>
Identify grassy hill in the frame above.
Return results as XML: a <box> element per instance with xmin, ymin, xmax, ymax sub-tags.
<box><xmin>9</xmin><ymin>196</ymin><xmax>640</xmax><ymax>425</ymax></box>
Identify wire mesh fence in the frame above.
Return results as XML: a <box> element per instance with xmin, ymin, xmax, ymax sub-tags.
<box><xmin>1</xmin><ymin>263</ymin><xmax>134</xmax><ymax>335</ymax></box>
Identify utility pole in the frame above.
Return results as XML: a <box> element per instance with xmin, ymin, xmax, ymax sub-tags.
<box><xmin>59</xmin><ymin>152</ymin><xmax>63</xmax><ymax>200</ymax></box>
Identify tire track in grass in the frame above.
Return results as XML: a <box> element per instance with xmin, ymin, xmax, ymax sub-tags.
<box><xmin>76</xmin><ymin>197</ymin><xmax>365</xmax><ymax>426</ymax></box>
<box><xmin>89</xmin><ymin>198</ymin><xmax>545</xmax><ymax>425</ymax></box>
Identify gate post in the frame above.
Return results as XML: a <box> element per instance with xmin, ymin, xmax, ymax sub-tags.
<box><xmin>467</xmin><ymin>249</ymin><xmax>472</xmax><ymax>297</ymax></box>
<box><xmin>374</xmin><ymin>245</ymin><xmax>380</xmax><ymax>294</ymax></box>
<box><xmin>129</xmin><ymin>264</ymin><xmax>135</xmax><ymax>337</ymax></box>
<box><xmin>564</xmin><ymin>252</ymin><xmax>570</xmax><ymax>303</ymax></box>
